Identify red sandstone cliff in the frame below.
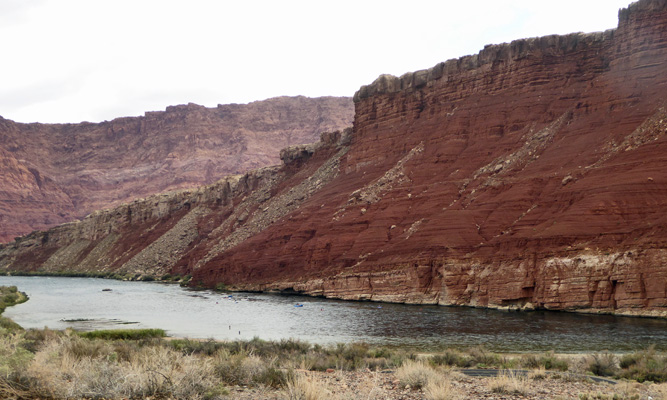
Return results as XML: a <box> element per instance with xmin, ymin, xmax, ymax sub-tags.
<box><xmin>1</xmin><ymin>0</ymin><xmax>666</xmax><ymax>317</ymax></box>
<box><xmin>0</xmin><ymin>96</ymin><xmax>354</xmax><ymax>242</ymax></box>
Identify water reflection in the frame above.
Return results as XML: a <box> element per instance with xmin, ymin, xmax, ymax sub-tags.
<box><xmin>1</xmin><ymin>276</ymin><xmax>666</xmax><ymax>352</ymax></box>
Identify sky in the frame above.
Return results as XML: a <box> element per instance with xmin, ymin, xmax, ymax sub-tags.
<box><xmin>1</xmin><ymin>0</ymin><xmax>634</xmax><ymax>124</ymax></box>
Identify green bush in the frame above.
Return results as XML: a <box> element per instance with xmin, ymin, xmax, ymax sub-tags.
<box><xmin>169</xmin><ymin>338</ymin><xmax>225</xmax><ymax>356</ymax></box>
<box><xmin>617</xmin><ymin>347</ymin><xmax>667</xmax><ymax>383</ymax></box>
<box><xmin>180</xmin><ymin>274</ymin><xmax>193</xmax><ymax>287</ymax></box>
<box><xmin>0</xmin><ymin>316</ymin><xmax>23</xmax><ymax>333</ymax></box>
<box><xmin>0</xmin><ymin>286</ymin><xmax>28</xmax><ymax>314</ymax></box>
<box><xmin>0</xmin><ymin>333</ymin><xmax>33</xmax><ymax>377</ymax></box>
<box><xmin>430</xmin><ymin>349</ymin><xmax>472</xmax><ymax>368</ymax></box>
<box><xmin>521</xmin><ymin>352</ymin><xmax>569</xmax><ymax>371</ymax></box>
<box><xmin>253</xmin><ymin>366</ymin><xmax>289</xmax><ymax>388</ymax></box>
<box><xmin>77</xmin><ymin>328</ymin><xmax>166</xmax><ymax>341</ymax></box>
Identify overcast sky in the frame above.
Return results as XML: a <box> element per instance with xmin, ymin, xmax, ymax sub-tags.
<box><xmin>1</xmin><ymin>0</ymin><xmax>634</xmax><ymax>124</ymax></box>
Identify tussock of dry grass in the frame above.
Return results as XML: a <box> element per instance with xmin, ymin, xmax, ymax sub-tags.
<box><xmin>24</xmin><ymin>334</ymin><xmax>219</xmax><ymax>399</ymax></box>
<box><xmin>487</xmin><ymin>370</ymin><xmax>531</xmax><ymax>396</ymax></box>
<box><xmin>528</xmin><ymin>366</ymin><xmax>548</xmax><ymax>380</ymax></box>
<box><xmin>396</xmin><ymin>359</ymin><xmax>438</xmax><ymax>389</ymax></box>
<box><xmin>284</xmin><ymin>373</ymin><xmax>331</xmax><ymax>400</ymax></box>
<box><xmin>424</xmin><ymin>376</ymin><xmax>462</xmax><ymax>400</ymax></box>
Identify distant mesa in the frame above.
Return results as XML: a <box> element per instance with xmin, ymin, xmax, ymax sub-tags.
<box><xmin>0</xmin><ymin>96</ymin><xmax>354</xmax><ymax>243</ymax></box>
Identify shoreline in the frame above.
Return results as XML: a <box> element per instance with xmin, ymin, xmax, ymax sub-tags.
<box><xmin>1</xmin><ymin>286</ymin><xmax>667</xmax><ymax>399</ymax></box>
<box><xmin>1</xmin><ymin>277</ymin><xmax>666</xmax><ymax>355</ymax></box>
<box><xmin>3</xmin><ymin>271</ymin><xmax>666</xmax><ymax>321</ymax></box>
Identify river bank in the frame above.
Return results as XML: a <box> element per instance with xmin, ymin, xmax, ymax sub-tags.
<box><xmin>2</xmin><ymin>285</ymin><xmax>667</xmax><ymax>399</ymax></box>
<box><xmin>4</xmin><ymin>276</ymin><xmax>667</xmax><ymax>353</ymax></box>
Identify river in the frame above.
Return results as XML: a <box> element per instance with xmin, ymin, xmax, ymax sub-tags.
<box><xmin>1</xmin><ymin>276</ymin><xmax>665</xmax><ymax>352</ymax></box>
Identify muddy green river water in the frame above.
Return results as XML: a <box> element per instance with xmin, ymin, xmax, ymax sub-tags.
<box><xmin>2</xmin><ymin>276</ymin><xmax>665</xmax><ymax>352</ymax></box>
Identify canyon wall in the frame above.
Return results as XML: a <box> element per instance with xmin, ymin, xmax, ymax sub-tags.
<box><xmin>2</xmin><ymin>0</ymin><xmax>667</xmax><ymax>317</ymax></box>
<box><xmin>0</xmin><ymin>96</ymin><xmax>354</xmax><ymax>242</ymax></box>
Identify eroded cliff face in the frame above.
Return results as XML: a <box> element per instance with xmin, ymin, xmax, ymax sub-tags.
<box><xmin>0</xmin><ymin>96</ymin><xmax>354</xmax><ymax>242</ymax></box>
<box><xmin>2</xmin><ymin>0</ymin><xmax>667</xmax><ymax>317</ymax></box>
<box><xmin>0</xmin><ymin>129</ymin><xmax>351</xmax><ymax>278</ymax></box>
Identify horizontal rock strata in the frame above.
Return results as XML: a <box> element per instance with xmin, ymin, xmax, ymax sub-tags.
<box><xmin>2</xmin><ymin>0</ymin><xmax>667</xmax><ymax>317</ymax></box>
<box><xmin>0</xmin><ymin>96</ymin><xmax>354</xmax><ymax>242</ymax></box>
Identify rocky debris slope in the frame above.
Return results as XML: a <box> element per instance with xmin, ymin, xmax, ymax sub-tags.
<box><xmin>0</xmin><ymin>129</ymin><xmax>351</xmax><ymax>278</ymax></box>
<box><xmin>2</xmin><ymin>0</ymin><xmax>667</xmax><ymax>317</ymax></box>
<box><xmin>0</xmin><ymin>96</ymin><xmax>354</xmax><ymax>242</ymax></box>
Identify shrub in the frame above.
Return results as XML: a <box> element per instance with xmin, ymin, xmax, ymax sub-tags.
<box><xmin>169</xmin><ymin>338</ymin><xmax>224</xmax><ymax>356</ymax></box>
<box><xmin>468</xmin><ymin>346</ymin><xmax>500</xmax><ymax>368</ymax></box>
<box><xmin>0</xmin><ymin>317</ymin><xmax>23</xmax><ymax>333</ymax></box>
<box><xmin>0</xmin><ymin>286</ymin><xmax>28</xmax><ymax>315</ymax></box>
<box><xmin>213</xmin><ymin>352</ymin><xmax>287</xmax><ymax>387</ymax></box>
<box><xmin>0</xmin><ymin>333</ymin><xmax>33</xmax><ymax>378</ymax></box>
<box><xmin>587</xmin><ymin>352</ymin><xmax>619</xmax><ymax>377</ymax></box>
<box><xmin>275</xmin><ymin>338</ymin><xmax>311</xmax><ymax>354</ymax></box>
<box><xmin>63</xmin><ymin>335</ymin><xmax>112</xmax><ymax>359</ymax></box>
<box><xmin>110</xmin><ymin>340</ymin><xmax>142</xmax><ymax>362</ymax></box>
<box><xmin>521</xmin><ymin>351</ymin><xmax>569</xmax><ymax>371</ymax></box>
<box><xmin>180</xmin><ymin>275</ymin><xmax>192</xmax><ymax>287</ymax></box>
<box><xmin>20</xmin><ymin>328</ymin><xmax>61</xmax><ymax>353</ymax></box>
<box><xmin>620</xmin><ymin>353</ymin><xmax>641</xmax><ymax>369</ymax></box>
<box><xmin>618</xmin><ymin>349</ymin><xmax>667</xmax><ymax>383</ymax></box>
<box><xmin>294</xmin><ymin>342</ymin><xmax>399</xmax><ymax>372</ymax></box>
<box><xmin>430</xmin><ymin>349</ymin><xmax>472</xmax><ymax>368</ymax></box>
<box><xmin>253</xmin><ymin>366</ymin><xmax>289</xmax><ymax>388</ymax></box>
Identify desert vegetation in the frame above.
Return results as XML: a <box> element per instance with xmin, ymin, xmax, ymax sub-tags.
<box><xmin>0</xmin><ymin>286</ymin><xmax>28</xmax><ymax>333</ymax></box>
<box><xmin>1</xmin><ymin>330</ymin><xmax>666</xmax><ymax>399</ymax></box>
<box><xmin>1</xmin><ymin>286</ymin><xmax>667</xmax><ymax>399</ymax></box>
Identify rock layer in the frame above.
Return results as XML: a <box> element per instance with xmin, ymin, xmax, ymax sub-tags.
<box><xmin>0</xmin><ymin>96</ymin><xmax>354</xmax><ymax>242</ymax></box>
<box><xmin>2</xmin><ymin>0</ymin><xmax>667</xmax><ymax>317</ymax></box>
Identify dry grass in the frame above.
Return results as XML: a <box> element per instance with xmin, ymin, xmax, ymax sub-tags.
<box><xmin>487</xmin><ymin>370</ymin><xmax>531</xmax><ymax>396</ymax></box>
<box><xmin>528</xmin><ymin>366</ymin><xmax>548</xmax><ymax>380</ymax></box>
<box><xmin>23</xmin><ymin>334</ymin><xmax>219</xmax><ymax>399</ymax></box>
<box><xmin>396</xmin><ymin>359</ymin><xmax>439</xmax><ymax>389</ymax></box>
<box><xmin>2</xmin><ymin>322</ymin><xmax>666</xmax><ymax>400</ymax></box>
<box><xmin>284</xmin><ymin>373</ymin><xmax>331</xmax><ymax>400</ymax></box>
<box><xmin>612</xmin><ymin>381</ymin><xmax>642</xmax><ymax>399</ymax></box>
<box><xmin>654</xmin><ymin>382</ymin><xmax>667</xmax><ymax>400</ymax></box>
<box><xmin>424</xmin><ymin>376</ymin><xmax>462</xmax><ymax>400</ymax></box>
